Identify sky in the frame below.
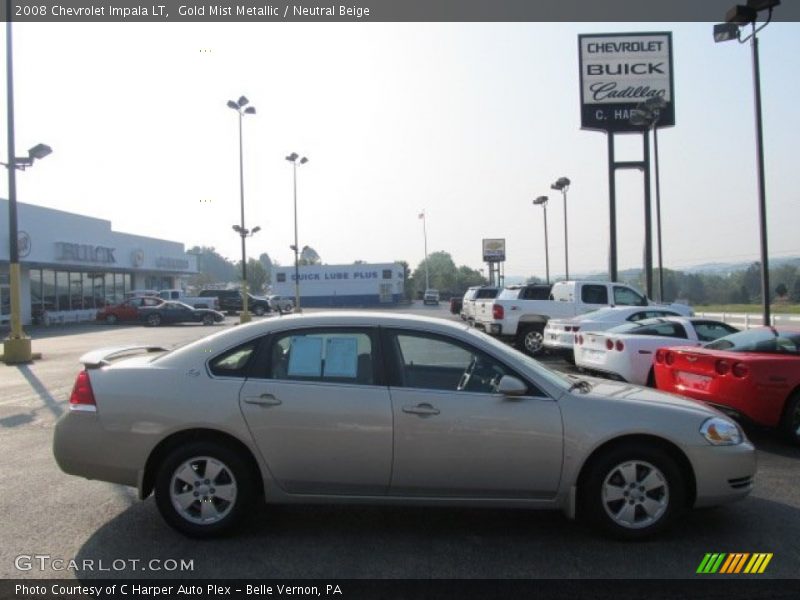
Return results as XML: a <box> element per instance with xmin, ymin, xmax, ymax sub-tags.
<box><xmin>1</xmin><ymin>20</ymin><xmax>799</xmax><ymax>280</ymax></box>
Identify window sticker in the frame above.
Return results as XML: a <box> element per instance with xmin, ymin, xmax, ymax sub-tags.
<box><xmin>287</xmin><ymin>336</ymin><xmax>323</xmax><ymax>377</ymax></box>
<box><xmin>324</xmin><ymin>337</ymin><xmax>359</xmax><ymax>378</ymax></box>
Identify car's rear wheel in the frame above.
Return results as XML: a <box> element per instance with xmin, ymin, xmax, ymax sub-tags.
<box><xmin>105</xmin><ymin>314</ymin><xmax>118</xmax><ymax>325</ymax></box>
<box><xmin>202</xmin><ymin>313</ymin><xmax>215</xmax><ymax>326</ymax></box>
<box><xmin>780</xmin><ymin>390</ymin><xmax>800</xmax><ymax>445</ymax></box>
<box><xmin>147</xmin><ymin>314</ymin><xmax>162</xmax><ymax>327</ymax></box>
<box><xmin>579</xmin><ymin>442</ymin><xmax>685</xmax><ymax>540</ymax></box>
<box><xmin>516</xmin><ymin>325</ymin><xmax>545</xmax><ymax>357</ymax></box>
<box><xmin>154</xmin><ymin>442</ymin><xmax>254</xmax><ymax>538</ymax></box>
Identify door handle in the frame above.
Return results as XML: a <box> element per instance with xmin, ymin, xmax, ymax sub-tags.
<box><xmin>244</xmin><ymin>394</ymin><xmax>282</xmax><ymax>407</ymax></box>
<box><xmin>402</xmin><ymin>403</ymin><xmax>440</xmax><ymax>416</ymax></box>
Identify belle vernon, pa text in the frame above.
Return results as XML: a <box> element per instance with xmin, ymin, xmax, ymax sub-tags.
<box><xmin>16</xmin><ymin>584</ymin><xmax>344</xmax><ymax>597</ymax></box>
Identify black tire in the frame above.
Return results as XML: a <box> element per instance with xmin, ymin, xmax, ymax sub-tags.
<box><xmin>253</xmin><ymin>305</ymin><xmax>266</xmax><ymax>317</ymax></box>
<box><xmin>780</xmin><ymin>390</ymin><xmax>800</xmax><ymax>446</ymax></box>
<box><xmin>154</xmin><ymin>441</ymin><xmax>255</xmax><ymax>538</ymax></box>
<box><xmin>146</xmin><ymin>313</ymin><xmax>162</xmax><ymax>327</ymax></box>
<box><xmin>516</xmin><ymin>324</ymin><xmax>545</xmax><ymax>357</ymax></box>
<box><xmin>202</xmin><ymin>313</ymin><xmax>215</xmax><ymax>326</ymax></box>
<box><xmin>105</xmin><ymin>314</ymin><xmax>118</xmax><ymax>325</ymax></box>
<box><xmin>579</xmin><ymin>442</ymin><xmax>685</xmax><ymax>540</ymax></box>
<box><xmin>646</xmin><ymin>368</ymin><xmax>656</xmax><ymax>388</ymax></box>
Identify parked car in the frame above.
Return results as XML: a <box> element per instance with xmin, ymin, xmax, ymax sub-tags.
<box><xmin>138</xmin><ymin>301</ymin><xmax>224</xmax><ymax>326</ymax></box>
<box><xmin>544</xmin><ymin>305</ymin><xmax>693</xmax><ymax>358</ymax></box>
<box><xmin>97</xmin><ymin>296</ymin><xmax>165</xmax><ymax>324</ymax></box>
<box><xmin>54</xmin><ymin>312</ymin><xmax>754</xmax><ymax>540</ymax></box>
<box><xmin>423</xmin><ymin>289</ymin><xmax>440</xmax><ymax>305</ymax></box>
<box><xmin>199</xmin><ymin>289</ymin><xmax>271</xmax><ymax>316</ymax></box>
<box><xmin>575</xmin><ymin>317</ymin><xmax>739</xmax><ymax>386</ymax></box>
<box><xmin>157</xmin><ymin>289</ymin><xmax>219</xmax><ymax>310</ymax></box>
<box><xmin>267</xmin><ymin>295</ymin><xmax>294</xmax><ymax>314</ymax></box>
<box><xmin>654</xmin><ymin>327</ymin><xmax>800</xmax><ymax>444</ymax></box>
<box><xmin>461</xmin><ymin>286</ymin><xmax>500</xmax><ymax>322</ymax></box>
<box><xmin>476</xmin><ymin>280</ymin><xmax>689</xmax><ymax>357</ymax></box>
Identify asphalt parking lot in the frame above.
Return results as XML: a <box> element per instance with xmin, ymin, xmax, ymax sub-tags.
<box><xmin>1</xmin><ymin>304</ymin><xmax>798</xmax><ymax>580</ymax></box>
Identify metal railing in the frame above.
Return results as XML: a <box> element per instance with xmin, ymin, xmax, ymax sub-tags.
<box><xmin>695</xmin><ymin>311</ymin><xmax>800</xmax><ymax>330</ymax></box>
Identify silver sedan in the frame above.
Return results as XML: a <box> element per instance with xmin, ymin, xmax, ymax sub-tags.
<box><xmin>53</xmin><ymin>312</ymin><xmax>755</xmax><ymax>539</ymax></box>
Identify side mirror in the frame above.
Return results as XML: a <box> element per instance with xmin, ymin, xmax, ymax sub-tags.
<box><xmin>496</xmin><ymin>375</ymin><xmax>527</xmax><ymax>397</ymax></box>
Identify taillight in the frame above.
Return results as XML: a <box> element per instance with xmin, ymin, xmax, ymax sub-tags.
<box><xmin>655</xmin><ymin>349</ymin><xmax>665</xmax><ymax>363</ymax></box>
<box><xmin>69</xmin><ymin>370</ymin><xmax>97</xmax><ymax>411</ymax></box>
<box><xmin>492</xmin><ymin>304</ymin><xmax>504</xmax><ymax>320</ymax></box>
<box><xmin>605</xmin><ymin>339</ymin><xmax>614</xmax><ymax>350</ymax></box>
<box><xmin>615</xmin><ymin>340</ymin><xmax>625</xmax><ymax>352</ymax></box>
<box><xmin>573</xmin><ymin>326</ymin><xmax>580</xmax><ymax>332</ymax></box>
<box><xmin>665</xmin><ymin>351</ymin><xmax>675</xmax><ymax>365</ymax></box>
<box><xmin>564</xmin><ymin>326</ymin><xmax>572</xmax><ymax>332</ymax></box>
<box><xmin>732</xmin><ymin>362</ymin><xmax>749</xmax><ymax>378</ymax></box>
<box><xmin>715</xmin><ymin>359</ymin><xmax>730</xmax><ymax>376</ymax></box>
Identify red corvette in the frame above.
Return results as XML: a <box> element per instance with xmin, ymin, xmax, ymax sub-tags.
<box><xmin>654</xmin><ymin>327</ymin><xmax>800</xmax><ymax>444</ymax></box>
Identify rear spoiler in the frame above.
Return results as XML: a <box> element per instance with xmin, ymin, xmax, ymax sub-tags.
<box><xmin>78</xmin><ymin>345</ymin><xmax>169</xmax><ymax>369</ymax></box>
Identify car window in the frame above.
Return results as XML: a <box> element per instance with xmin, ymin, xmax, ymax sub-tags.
<box><xmin>209</xmin><ymin>342</ymin><xmax>257</xmax><ymax>378</ymax></box>
<box><xmin>581</xmin><ymin>284</ymin><xmax>608</xmax><ymax>305</ymax></box>
<box><xmin>521</xmin><ymin>286</ymin><xmax>551</xmax><ymax>300</ymax></box>
<box><xmin>693</xmin><ymin>321</ymin><xmax>739</xmax><ymax>343</ymax></box>
<box><xmin>706</xmin><ymin>328</ymin><xmax>800</xmax><ymax>354</ymax></box>
<box><xmin>613</xmin><ymin>286</ymin><xmax>646</xmax><ymax>306</ymax></box>
<box><xmin>633</xmin><ymin>322</ymin><xmax>688</xmax><ymax>338</ymax></box>
<box><xmin>268</xmin><ymin>329</ymin><xmax>374</xmax><ymax>384</ymax></box>
<box><xmin>389</xmin><ymin>331</ymin><xmax>524</xmax><ymax>395</ymax></box>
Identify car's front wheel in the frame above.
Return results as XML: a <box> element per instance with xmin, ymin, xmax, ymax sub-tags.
<box><xmin>253</xmin><ymin>305</ymin><xmax>266</xmax><ymax>316</ymax></box>
<box><xmin>146</xmin><ymin>313</ymin><xmax>162</xmax><ymax>327</ymax></box>
<box><xmin>154</xmin><ymin>442</ymin><xmax>255</xmax><ymax>538</ymax></box>
<box><xmin>579</xmin><ymin>442</ymin><xmax>685</xmax><ymax>540</ymax></box>
<box><xmin>105</xmin><ymin>314</ymin><xmax>118</xmax><ymax>325</ymax></box>
<box><xmin>202</xmin><ymin>313</ymin><xmax>215</xmax><ymax>326</ymax></box>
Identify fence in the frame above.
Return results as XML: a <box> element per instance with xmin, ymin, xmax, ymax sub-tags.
<box><xmin>695</xmin><ymin>312</ymin><xmax>800</xmax><ymax>330</ymax></box>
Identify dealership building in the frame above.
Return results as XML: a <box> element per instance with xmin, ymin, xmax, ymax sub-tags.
<box><xmin>271</xmin><ymin>263</ymin><xmax>405</xmax><ymax>307</ymax></box>
<box><xmin>0</xmin><ymin>199</ymin><xmax>197</xmax><ymax>325</ymax></box>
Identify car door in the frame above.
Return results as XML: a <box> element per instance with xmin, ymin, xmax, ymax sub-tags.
<box><xmin>238</xmin><ymin>327</ymin><xmax>393</xmax><ymax>495</ymax></box>
<box><xmin>384</xmin><ymin>329</ymin><xmax>563</xmax><ymax>499</ymax></box>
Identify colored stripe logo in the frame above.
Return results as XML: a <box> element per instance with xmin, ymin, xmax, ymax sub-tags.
<box><xmin>696</xmin><ymin>553</ymin><xmax>773</xmax><ymax>574</ymax></box>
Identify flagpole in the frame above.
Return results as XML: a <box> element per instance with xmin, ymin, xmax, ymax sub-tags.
<box><xmin>420</xmin><ymin>210</ymin><xmax>429</xmax><ymax>290</ymax></box>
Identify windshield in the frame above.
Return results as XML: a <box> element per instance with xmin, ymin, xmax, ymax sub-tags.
<box><xmin>705</xmin><ymin>328</ymin><xmax>800</xmax><ymax>354</ymax></box>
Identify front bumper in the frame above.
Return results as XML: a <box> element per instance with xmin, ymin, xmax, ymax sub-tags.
<box><xmin>685</xmin><ymin>439</ymin><xmax>757</xmax><ymax>507</ymax></box>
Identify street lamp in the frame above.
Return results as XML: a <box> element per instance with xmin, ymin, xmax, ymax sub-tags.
<box><xmin>227</xmin><ymin>95</ymin><xmax>256</xmax><ymax>324</ymax></box>
<box><xmin>630</xmin><ymin>95</ymin><xmax>668</xmax><ymax>302</ymax></box>
<box><xmin>532</xmin><ymin>196</ymin><xmax>550</xmax><ymax>284</ymax></box>
<box><xmin>286</xmin><ymin>152</ymin><xmax>309</xmax><ymax>312</ymax></box>
<box><xmin>1</xmin><ymin>12</ymin><xmax>50</xmax><ymax>364</ymax></box>
<box><xmin>550</xmin><ymin>176</ymin><xmax>571</xmax><ymax>280</ymax></box>
<box><xmin>714</xmin><ymin>0</ymin><xmax>779</xmax><ymax>325</ymax></box>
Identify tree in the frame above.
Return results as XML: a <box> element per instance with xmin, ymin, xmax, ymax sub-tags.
<box><xmin>299</xmin><ymin>246</ymin><xmax>321</xmax><ymax>266</ymax></box>
<box><xmin>237</xmin><ymin>258</ymin><xmax>268</xmax><ymax>294</ymax></box>
<box><xmin>186</xmin><ymin>246</ymin><xmax>237</xmax><ymax>287</ymax></box>
<box><xmin>791</xmin><ymin>280</ymin><xmax>800</xmax><ymax>303</ymax></box>
<box><xmin>775</xmin><ymin>283</ymin><xmax>789</xmax><ymax>298</ymax></box>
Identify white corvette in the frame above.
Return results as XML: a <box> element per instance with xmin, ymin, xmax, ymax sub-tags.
<box><xmin>574</xmin><ymin>317</ymin><xmax>738</xmax><ymax>386</ymax></box>
<box><xmin>543</xmin><ymin>305</ymin><xmax>692</xmax><ymax>355</ymax></box>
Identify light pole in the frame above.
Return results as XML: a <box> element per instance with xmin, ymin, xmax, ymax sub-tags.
<box><xmin>533</xmin><ymin>196</ymin><xmax>550</xmax><ymax>284</ymax></box>
<box><xmin>631</xmin><ymin>95</ymin><xmax>668</xmax><ymax>302</ymax></box>
<box><xmin>550</xmin><ymin>176</ymin><xmax>571</xmax><ymax>280</ymax></box>
<box><xmin>714</xmin><ymin>0</ymin><xmax>778</xmax><ymax>325</ymax></box>
<box><xmin>419</xmin><ymin>210</ymin><xmax>430</xmax><ymax>290</ymax></box>
<box><xmin>227</xmin><ymin>95</ymin><xmax>256</xmax><ymax>324</ymax></box>
<box><xmin>1</xmin><ymin>12</ymin><xmax>51</xmax><ymax>364</ymax></box>
<box><xmin>286</xmin><ymin>152</ymin><xmax>308</xmax><ymax>313</ymax></box>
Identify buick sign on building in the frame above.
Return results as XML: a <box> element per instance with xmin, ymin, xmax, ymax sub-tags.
<box><xmin>579</xmin><ymin>32</ymin><xmax>674</xmax><ymax>133</ymax></box>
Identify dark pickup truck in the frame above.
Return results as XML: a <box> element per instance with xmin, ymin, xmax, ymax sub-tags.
<box><xmin>198</xmin><ymin>289</ymin><xmax>271</xmax><ymax>316</ymax></box>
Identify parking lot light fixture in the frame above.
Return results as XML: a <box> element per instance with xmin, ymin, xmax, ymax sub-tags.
<box><xmin>550</xmin><ymin>177</ymin><xmax>571</xmax><ymax>280</ymax></box>
<box><xmin>286</xmin><ymin>152</ymin><xmax>309</xmax><ymax>313</ymax></box>
<box><xmin>533</xmin><ymin>196</ymin><xmax>550</xmax><ymax>284</ymax></box>
<box><xmin>227</xmin><ymin>94</ymin><xmax>256</xmax><ymax>324</ymax></box>
<box><xmin>714</xmin><ymin>0</ymin><xmax>778</xmax><ymax>325</ymax></box>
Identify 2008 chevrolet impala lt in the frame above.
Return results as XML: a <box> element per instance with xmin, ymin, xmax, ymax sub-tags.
<box><xmin>53</xmin><ymin>312</ymin><xmax>756</xmax><ymax>539</ymax></box>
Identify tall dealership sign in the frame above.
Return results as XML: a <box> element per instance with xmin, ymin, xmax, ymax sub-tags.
<box><xmin>579</xmin><ymin>32</ymin><xmax>675</xmax><ymax>289</ymax></box>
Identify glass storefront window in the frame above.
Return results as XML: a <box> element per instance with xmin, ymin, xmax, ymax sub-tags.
<box><xmin>70</xmin><ymin>273</ymin><xmax>83</xmax><ymax>310</ymax></box>
<box><xmin>56</xmin><ymin>271</ymin><xmax>68</xmax><ymax>311</ymax></box>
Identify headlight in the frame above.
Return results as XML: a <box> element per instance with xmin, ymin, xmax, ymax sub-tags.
<box><xmin>700</xmin><ymin>417</ymin><xmax>742</xmax><ymax>446</ymax></box>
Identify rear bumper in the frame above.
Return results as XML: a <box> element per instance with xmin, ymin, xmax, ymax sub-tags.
<box><xmin>543</xmin><ymin>333</ymin><xmax>575</xmax><ymax>351</ymax></box>
<box><xmin>685</xmin><ymin>440</ymin><xmax>757</xmax><ymax>507</ymax></box>
<box><xmin>53</xmin><ymin>409</ymin><xmax>141</xmax><ymax>489</ymax></box>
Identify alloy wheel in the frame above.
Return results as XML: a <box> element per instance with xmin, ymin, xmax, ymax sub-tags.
<box><xmin>601</xmin><ymin>460</ymin><xmax>669</xmax><ymax>529</ymax></box>
<box><xmin>169</xmin><ymin>456</ymin><xmax>238</xmax><ymax>525</ymax></box>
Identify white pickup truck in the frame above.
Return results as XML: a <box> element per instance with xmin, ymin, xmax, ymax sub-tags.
<box><xmin>473</xmin><ymin>280</ymin><xmax>690</xmax><ymax>356</ymax></box>
<box><xmin>157</xmin><ymin>289</ymin><xmax>219</xmax><ymax>310</ymax></box>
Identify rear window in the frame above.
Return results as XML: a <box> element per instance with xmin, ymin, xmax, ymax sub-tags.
<box><xmin>475</xmin><ymin>288</ymin><xmax>499</xmax><ymax>299</ymax></box>
<box><xmin>705</xmin><ymin>329</ymin><xmax>800</xmax><ymax>354</ymax></box>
